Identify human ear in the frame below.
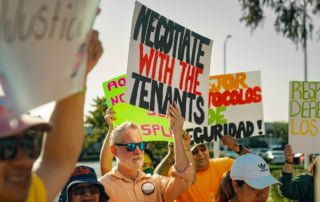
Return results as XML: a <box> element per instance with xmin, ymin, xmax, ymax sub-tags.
<box><xmin>111</xmin><ymin>145</ymin><xmax>118</xmax><ymax>157</ymax></box>
<box><xmin>232</xmin><ymin>180</ymin><xmax>239</xmax><ymax>193</ymax></box>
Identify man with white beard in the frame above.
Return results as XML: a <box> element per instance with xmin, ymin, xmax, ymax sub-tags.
<box><xmin>99</xmin><ymin>103</ymin><xmax>194</xmax><ymax>202</ymax></box>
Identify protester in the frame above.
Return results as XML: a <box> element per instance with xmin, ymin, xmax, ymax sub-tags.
<box><xmin>279</xmin><ymin>144</ymin><xmax>316</xmax><ymax>202</ymax></box>
<box><xmin>100</xmin><ymin>108</ymin><xmax>156</xmax><ymax>175</ymax></box>
<box><xmin>215</xmin><ymin>153</ymin><xmax>280</xmax><ymax>202</ymax></box>
<box><xmin>99</xmin><ymin>102</ymin><xmax>194</xmax><ymax>201</ymax></box>
<box><xmin>0</xmin><ymin>28</ymin><xmax>103</xmax><ymax>202</ymax></box>
<box><xmin>154</xmin><ymin>130</ymin><xmax>195</xmax><ymax>182</ymax></box>
<box><xmin>59</xmin><ymin>165</ymin><xmax>109</xmax><ymax>202</ymax></box>
<box><xmin>154</xmin><ymin>134</ymin><xmax>250</xmax><ymax>202</ymax></box>
<box><xmin>141</xmin><ymin>148</ymin><xmax>155</xmax><ymax>174</ymax></box>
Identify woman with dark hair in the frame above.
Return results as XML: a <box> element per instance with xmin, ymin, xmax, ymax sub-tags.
<box><xmin>279</xmin><ymin>144</ymin><xmax>317</xmax><ymax>202</ymax></box>
<box><xmin>215</xmin><ymin>154</ymin><xmax>279</xmax><ymax>202</ymax></box>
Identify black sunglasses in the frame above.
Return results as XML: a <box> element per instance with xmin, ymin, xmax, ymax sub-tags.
<box><xmin>114</xmin><ymin>142</ymin><xmax>149</xmax><ymax>152</ymax></box>
<box><xmin>0</xmin><ymin>130</ymin><xmax>43</xmax><ymax>161</ymax></box>
<box><xmin>192</xmin><ymin>144</ymin><xmax>207</xmax><ymax>155</ymax></box>
<box><xmin>70</xmin><ymin>184</ymin><xmax>100</xmax><ymax>195</ymax></box>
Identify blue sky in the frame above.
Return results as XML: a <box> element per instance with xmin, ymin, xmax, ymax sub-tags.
<box><xmin>31</xmin><ymin>0</ymin><xmax>320</xmax><ymax>122</ymax></box>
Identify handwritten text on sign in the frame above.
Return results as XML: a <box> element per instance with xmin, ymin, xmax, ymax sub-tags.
<box><xmin>0</xmin><ymin>0</ymin><xmax>101</xmax><ymax>117</ymax></box>
<box><xmin>102</xmin><ymin>74</ymin><xmax>173</xmax><ymax>142</ymax></box>
<box><xmin>125</xmin><ymin>2</ymin><xmax>212</xmax><ymax>125</ymax></box>
<box><xmin>289</xmin><ymin>81</ymin><xmax>320</xmax><ymax>153</ymax></box>
<box><xmin>185</xmin><ymin>71</ymin><xmax>264</xmax><ymax>144</ymax></box>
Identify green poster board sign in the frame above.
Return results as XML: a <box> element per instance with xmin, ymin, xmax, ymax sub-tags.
<box><xmin>102</xmin><ymin>74</ymin><xmax>173</xmax><ymax>142</ymax></box>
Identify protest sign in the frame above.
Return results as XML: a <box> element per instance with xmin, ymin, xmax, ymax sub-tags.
<box><xmin>125</xmin><ymin>1</ymin><xmax>213</xmax><ymax>126</ymax></box>
<box><xmin>0</xmin><ymin>0</ymin><xmax>101</xmax><ymax>118</ymax></box>
<box><xmin>289</xmin><ymin>81</ymin><xmax>320</xmax><ymax>153</ymax></box>
<box><xmin>103</xmin><ymin>74</ymin><xmax>173</xmax><ymax>142</ymax></box>
<box><xmin>186</xmin><ymin>71</ymin><xmax>264</xmax><ymax>144</ymax></box>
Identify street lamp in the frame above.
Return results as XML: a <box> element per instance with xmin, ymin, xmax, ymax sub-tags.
<box><xmin>215</xmin><ymin>34</ymin><xmax>232</xmax><ymax>159</ymax></box>
<box><xmin>223</xmin><ymin>34</ymin><xmax>232</xmax><ymax>74</ymax></box>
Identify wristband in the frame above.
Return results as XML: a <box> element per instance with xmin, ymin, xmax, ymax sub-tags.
<box><xmin>285</xmin><ymin>160</ymin><xmax>293</xmax><ymax>164</ymax></box>
<box><xmin>236</xmin><ymin>144</ymin><xmax>243</xmax><ymax>155</ymax></box>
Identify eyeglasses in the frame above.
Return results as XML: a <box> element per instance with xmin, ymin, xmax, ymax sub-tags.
<box><xmin>70</xmin><ymin>184</ymin><xmax>100</xmax><ymax>195</ymax></box>
<box><xmin>0</xmin><ymin>130</ymin><xmax>43</xmax><ymax>161</ymax></box>
<box><xmin>192</xmin><ymin>144</ymin><xmax>207</xmax><ymax>155</ymax></box>
<box><xmin>114</xmin><ymin>142</ymin><xmax>149</xmax><ymax>152</ymax></box>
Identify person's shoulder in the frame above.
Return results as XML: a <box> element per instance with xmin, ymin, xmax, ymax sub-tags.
<box><xmin>295</xmin><ymin>173</ymin><xmax>313</xmax><ymax>180</ymax></box>
<box><xmin>98</xmin><ymin>171</ymin><xmax>114</xmax><ymax>182</ymax></box>
<box><xmin>27</xmin><ymin>173</ymin><xmax>47</xmax><ymax>202</ymax></box>
<box><xmin>145</xmin><ymin>173</ymin><xmax>165</xmax><ymax>182</ymax></box>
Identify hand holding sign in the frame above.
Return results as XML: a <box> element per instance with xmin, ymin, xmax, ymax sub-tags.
<box><xmin>221</xmin><ymin>135</ymin><xmax>239</xmax><ymax>152</ymax></box>
<box><xmin>168</xmin><ymin>102</ymin><xmax>185</xmax><ymax>138</ymax></box>
<box><xmin>104</xmin><ymin>108</ymin><xmax>116</xmax><ymax>131</ymax></box>
<box><xmin>283</xmin><ymin>144</ymin><xmax>294</xmax><ymax>163</ymax></box>
<box><xmin>86</xmin><ymin>30</ymin><xmax>103</xmax><ymax>77</ymax></box>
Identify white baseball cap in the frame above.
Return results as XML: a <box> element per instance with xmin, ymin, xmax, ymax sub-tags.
<box><xmin>230</xmin><ymin>153</ymin><xmax>280</xmax><ymax>189</ymax></box>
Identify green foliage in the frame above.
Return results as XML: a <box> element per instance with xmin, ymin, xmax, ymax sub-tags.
<box><xmin>148</xmin><ymin>141</ymin><xmax>169</xmax><ymax>161</ymax></box>
<box><xmin>266</xmin><ymin>121</ymin><xmax>288</xmax><ymax>143</ymax></box>
<box><xmin>83</xmin><ymin>96</ymin><xmax>108</xmax><ymax>149</ymax></box>
<box><xmin>246</xmin><ymin>135</ymin><xmax>268</xmax><ymax>147</ymax></box>
<box><xmin>269</xmin><ymin>169</ymin><xmax>289</xmax><ymax>202</ymax></box>
<box><xmin>238</xmin><ymin>0</ymin><xmax>320</xmax><ymax>47</ymax></box>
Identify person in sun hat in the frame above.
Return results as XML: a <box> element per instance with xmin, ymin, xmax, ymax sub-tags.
<box><xmin>59</xmin><ymin>165</ymin><xmax>109</xmax><ymax>202</ymax></box>
<box><xmin>215</xmin><ymin>153</ymin><xmax>280</xmax><ymax>202</ymax></box>
<box><xmin>0</xmin><ymin>27</ymin><xmax>103</xmax><ymax>202</ymax></box>
<box><xmin>154</xmin><ymin>135</ymin><xmax>250</xmax><ymax>202</ymax></box>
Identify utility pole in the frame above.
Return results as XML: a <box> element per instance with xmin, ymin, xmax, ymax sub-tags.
<box><xmin>214</xmin><ymin>34</ymin><xmax>232</xmax><ymax>158</ymax></box>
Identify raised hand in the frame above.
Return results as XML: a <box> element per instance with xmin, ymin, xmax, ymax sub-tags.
<box><xmin>104</xmin><ymin>108</ymin><xmax>116</xmax><ymax>129</ymax></box>
<box><xmin>86</xmin><ymin>30</ymin><xmax>103</xmax><ymax>75</ymax></box>
<box><xmin>221</xmin><ymin>135</ymin><xmax>238</xmax><ymax>151</ymax></box>
<box><xmin>168</xmin><ymin>102</ymin><xmax>185</xmax><ymax>137</ymax></box>
<box><xmin>284</xmin><ymin>144</ymin><xmax>294</xmax><ymax>162</ymax></box>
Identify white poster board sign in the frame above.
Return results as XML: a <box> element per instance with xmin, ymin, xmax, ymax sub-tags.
<box><xmin>125</xmin><ymin>1</ymin><xmax>213</xmax><ymax>125</ymax></box>
<box><xmin>186</xmin><ymin>71</ymin><xmax>264</xmax><ymax>144</ymax></box>
<box><xmin>0</xmin><ymin>0</ymin><xmax>101</xmax><ymax>117</ymax></box>
<box><xmin>289</xmin><ymin>81</ymin><xmax>320</xmax><ymax>153</ymax></box>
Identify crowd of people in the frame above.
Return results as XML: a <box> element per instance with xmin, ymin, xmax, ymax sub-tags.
<box><xmin>0</xmin><ymin>5</ymin><xmax>318</xmax><ymax>202</ymax></box>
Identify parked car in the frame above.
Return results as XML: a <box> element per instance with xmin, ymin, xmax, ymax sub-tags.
<box><xmin>251</xmin><ymin>147</ymin><xmax>269</xmax><ymax>157</ymax></box>
<box><xmin>263</xmin><ymin>150</ymin><xmax>285</xmax><ymax>164</ymax></box>
<box><xmin>294</xmin><ymin>153</ymin><xmax>320</xmax><ymax>165</ymax></box>
<box><xmin>269</xmin><ymin>144</ymin><xmax>284</xmax><ymax>151</ymax></box>
<box><xmin>294</xmin><ymin>153</ymin><xmax>304</xmax><ymax>165</ymax></box>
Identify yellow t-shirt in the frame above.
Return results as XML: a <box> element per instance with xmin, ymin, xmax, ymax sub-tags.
<box><xmin>176</xmin><ymin>157</ymin><xmax>234</xmax><ymax>202</ymax></box>
<box><xmin>26</xmin><ymin>174</ymin><xmax>47</xmax><ymax>202</ymax></box>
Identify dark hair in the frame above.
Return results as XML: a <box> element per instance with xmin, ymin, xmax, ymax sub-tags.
<box><xmin>215</xmin><ymin>171</ymin><xmax>245</xmax><ymax>202</ymax></box>
<box><xmin>67</xmin><ymin>184</ymin><xmax>108</xmax><ymax>202</ymax></box>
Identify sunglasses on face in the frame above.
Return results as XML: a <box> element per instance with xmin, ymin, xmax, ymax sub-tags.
<box><xmin>0</xmin><ymin>130</ymin><xmax>43</xmax><ymax>161</ymax></box>
<box><xmin>114</xmin><ymin>142</ymin><xmax>149</xmax><ymax>152</ymax></box>
<box><xmin>192</xmin><ymin>144</ymin><xmax>207</xmax><ymax>155</ymax></box>
<box><xmin>70</xmin><ymin>184</ymin><xmax>100</xmax><ymax>195</ymax></box>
